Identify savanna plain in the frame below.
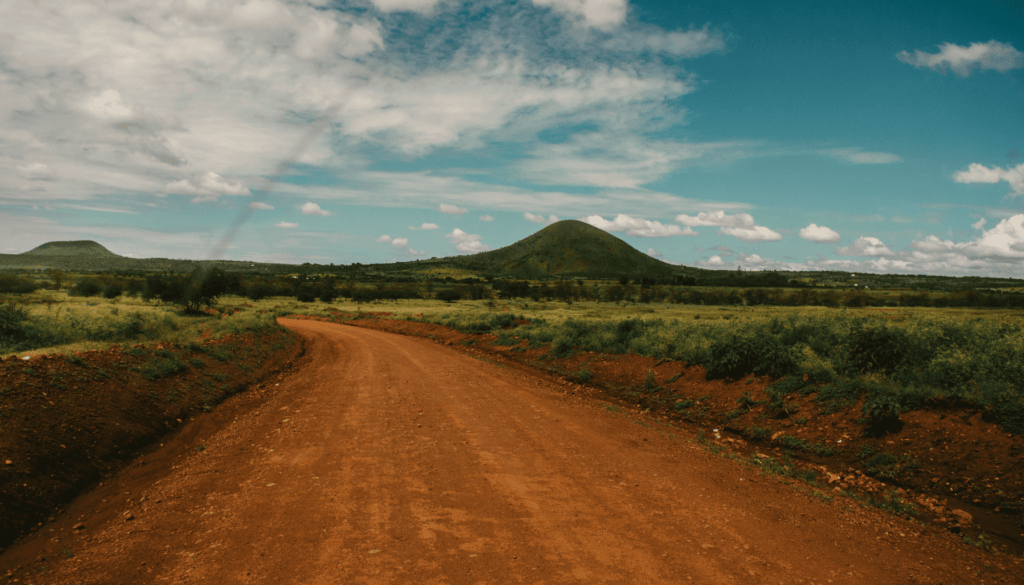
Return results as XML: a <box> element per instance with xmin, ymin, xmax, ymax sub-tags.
<box><xmin>2</xmin><ymin>274</ymin><xmax>1024</xmax><ymax>584</ymax></box>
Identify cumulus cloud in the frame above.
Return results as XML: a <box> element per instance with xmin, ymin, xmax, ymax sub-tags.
<box><xmin>300</xmin><ymin>202</ymin><xmax>332</xmax><ymax>216</ymax></box>
<box><xmin>377</xmin><ymin>234</ymin><xmax>392</xmax><ymax>242</ymax></box>
<box><xmin>409</xmin><ymin>222</ymin><xmax>439</xmax><ymax>230</ymax></box>
<box><xmin>739</xmin><ymin>253</ymin><xmax>768</xmax><ymax>265</ymax></box>
<box><xmin>445</xmin><ymin>228</ymin><xmax>489</xmax><ymax>253</ymax></box>
<box><xmin>675</xmin><ymin>211</ymin><xmax>781</xmax><ymax>242</ymax></box>
<box><xmin>391</xmin><ymin>237</ymin><xmax>408</xmax><ymax>247</ymax></box>
<box><xmin>953</xmin><ymin>162</ymin><xmax>1024</xmax><ymax>196</ymax></box>
<box><xmin>646</xmin><ymin>247</ymin><xmax>661</xmax><ymax>257</ymax></box>
<box><xmin>836</xmin><ymin>236</ymin><xmax>894</xmax><ymax>257</ymax></box>
<box><xmin>972</xmin><ymin>217</ymin><xmax>987</xmax><ymax>230</ymax></box>
<box><xmin>799</xmin><ymin>223</ymin><xmax>840</xmax><ymax>243</ymax></box>
<box><xmin>897</xmin><ymin>40</ymin><xmax>1024</xmax><ymax>77</ymax></box>
<box><xmin>276</xmin><ymin>222</ymin><xmax>299</xmax><ymax>228</ymax></box>
<box><xmin>248</xmin><ymin>201</ymin><xmax>274</xmax><ymax>210</ymax></box>
<box><xmin>479</xmin><ymin>215</ymin><xmax>494</xmax><ymax>222</ymax></box>
<box><xmin>524</xmin><ymin>212</ymin><xmax>560</xmax><ymax>225</ymax></box>
<box><xmin>819</xmin><ymin>148</ymin><xmax>902</xmax><ymax>165</ymax></box>
<box><xmin>165</xmin><ymin>172</ymin><xmax>251</xmax><ymax>203</ymax></box>
<box><xmin>440</xmin><ymin>203</ymin><xmax>468</xmax><ymax>215</ymax></box>
<box><xmin>582</xmin><ymin>213</ymin><xmax>696</xmax><ymax>237</ymax></box>
<box><xmin>531</xmin><ymin>0</ymin><xmax>627</xmax><ymax>30</ymax></box>
<box><xmin>16</xmin><ymin>162</ymin><xmax>55</xmax><ymax>181</ymax></box>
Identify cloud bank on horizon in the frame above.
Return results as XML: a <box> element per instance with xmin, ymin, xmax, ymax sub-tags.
<box><xmin>0</xmin><ymin>0</ymin><xmax>1022</xmax><ymax>276</ymax></box>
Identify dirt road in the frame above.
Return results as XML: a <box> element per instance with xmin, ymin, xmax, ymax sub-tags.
<box><xmin>4</xmin><ymin>319</ymin><xmax>1017</xmax><ymax>583</ymax></box>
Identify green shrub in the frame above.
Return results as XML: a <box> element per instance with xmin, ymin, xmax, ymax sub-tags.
<box><xmin>577</xmin><ymin>366</ymin><xmax>593</xmax><ymax>381</ymax></box>
<box><xmin>436</xmin><ymin>289</ymin><xmax>461</xmax><ymax>303</ymax></box>
<box><xmin>815</xmin><ymin>380</ymin><xmax>862</xmax><ymax>414</ymax></box>
<box><xmin>862</xmin><ymin>387</ymin><xmax>903</xmax><ymax>434</ymax></box>
<box><xmin>69</xmin><ymin>278</ymin><xmax>104</xmax><ymax>297</ymax></box>
<box><xmin>0</xmin><ymin>274</ymin><xmax>39</xmax><ymax>294</ymax></box>
<box><xmin>295</xmin><ymin>286</ymin><xmax>317</xmax><ymax>303</ymax></box>
<box><xmin>705</xmin><ymin>330</ymin><xmax>796</xmax><ymax>379</ymax></box>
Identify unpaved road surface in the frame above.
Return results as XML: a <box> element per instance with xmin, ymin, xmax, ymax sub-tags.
<box><xmin>4</xmin><ymin>319</ymin><xmax>1017</xmax><ymax>584</ymax></box>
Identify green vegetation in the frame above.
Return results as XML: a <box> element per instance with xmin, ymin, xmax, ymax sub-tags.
<box><xmin>0</xmin><ymin>292</ymin><xmax>278</xmax><ymax>356</ymax></box>
<box><xmin>403</xmin><ymin>303</ymin><xmax>1024</xmax><ymax>435</ymax></box>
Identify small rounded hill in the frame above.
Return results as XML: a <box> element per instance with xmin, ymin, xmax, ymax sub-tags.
<box><xmin>21</xmin><ymin>240</ymin><xmax>120</xmax><ymax>258</ymax></box>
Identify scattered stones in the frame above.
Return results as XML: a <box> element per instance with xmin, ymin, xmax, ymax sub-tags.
<box><xmin>123</xmin><ymin>512</ymin><xmax>134</xmax><ymax>521</ymax></box>
<box><xmin>950</xmin><ymin>509</ymin><xmax>973</xmax><ymax>526</ymax></box>
<box><xmin>73</xmin><ymin>523</ymin><xmax>85</xmax><ymax>530</ymax></box>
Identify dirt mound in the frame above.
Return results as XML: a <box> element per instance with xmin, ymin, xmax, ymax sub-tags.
<box><xmin>0</xmin><ymin>328</ymin><xmax>301</xmax><ymax>550</ymax></box>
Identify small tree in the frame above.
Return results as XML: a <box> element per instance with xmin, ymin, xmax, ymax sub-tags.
<box><xmin>146</xmin><ymin>268</ymin><xmax>231</xmax><ymax>313</ymax></box>
<box><xmin>436</xmin><ymin>289</ymin><xmax>461</xmax><ymax>303</ymax></box>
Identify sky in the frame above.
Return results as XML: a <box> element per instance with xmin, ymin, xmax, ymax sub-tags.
<box><xmin>1</xmin><ymin>0</ymin><xmax>1023</xmax><ymax>276</ymax></box>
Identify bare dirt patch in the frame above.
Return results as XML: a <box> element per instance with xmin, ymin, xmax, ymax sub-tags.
<box><xmin>0</xmin><ymin>328</ymin><xmax>301</xmax><ymax>551</ymax></box>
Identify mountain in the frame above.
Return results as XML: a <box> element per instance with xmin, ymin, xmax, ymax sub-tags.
<box><xmin>444</xmin><ymin>220</ymin><xmax>685</xmax><ymax>279</ymax></box>
<box><xmin>21</xmin><ymin>240</ymin><xmax>120</xmax><ymax>258</ymax></box>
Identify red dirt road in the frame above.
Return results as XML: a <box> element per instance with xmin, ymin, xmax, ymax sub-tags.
<box><xmin>6</xmin><ymin>319</ymin><xmax>1018</xmax><ymax>584</ymax></box>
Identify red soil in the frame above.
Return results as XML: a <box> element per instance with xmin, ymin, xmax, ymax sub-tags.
<box><xmin>2</xmin><ymin>319</ymin><xmax>1020</xmax><ymax>583</ymax></box>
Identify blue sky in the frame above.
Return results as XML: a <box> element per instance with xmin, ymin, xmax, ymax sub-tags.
<box><xmin>1</xmin><ymin>0</ymin><xmax>1022</xmax><ymax>276</ymax></box>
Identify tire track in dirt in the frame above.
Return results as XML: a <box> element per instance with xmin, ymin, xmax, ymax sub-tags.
<box><xmin>7</xmin><ymin>318</ymin><xmax>1018</xmax><ymax>584</ymax></box>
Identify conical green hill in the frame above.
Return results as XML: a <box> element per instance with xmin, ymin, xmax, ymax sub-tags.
<box><xmin>455</xmin><ymin>219</ymin><xmax>680</xmax><ymax>278</ymax></box>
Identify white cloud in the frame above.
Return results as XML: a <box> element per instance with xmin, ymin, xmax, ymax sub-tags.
<box><xmin>704</xmin><ymin>255</ymin><xmax>725</xmax><ymax>266</ymax></box>
<box><xmin>720</xmin><ymin>225</ymin><xmax>783</xmax><ymax>242</ymax></box>
<box><xmin>165</xmin><ymin>172</ymin><xmax>251</xmax><ymax>203</ymax></box>
<box><xmin>604</xmin><ymin>24</ymin><xmax>726</xmax><ymax>57</ymax></box>
<box><xmin>953</xmin><ymin>162</ymin><xmax>1024</xmax><ymax>196</ymax></box>
<box><xmin>531</xmin><ymin>0</ymin><xmax>627</xmax><ymax>30</ymax></box>
<box><xmin>16</xmin><ymin>162</ymin><xmax>55</xmax><ymax>181</ymax></box>
<box><xmin>646</xmin><ymin>247</ymin><xmax>661</xmax><ymax>257</ymax></box>
<box><xmin>799</xmin><ymin>223</ymin><xmax>840</xmax><ymax>243</ymax></box>
<box><xmin>369</xmin><ymin>0</ymin><xmax>442</xmax><ymax>14</ymax></box>
<box><xmin>897</xmin><ymin>40</ymin><xmax>1024</xmax><ymax>77</ymax></box>
<box><xmin>582</xmin><ymin>213</ymin><xmax>695</xmax><ymax>237</ymax></box>
<box><xmin>300</xmin><ymin>202</ymin><xmax>332</xmax><ymax>216</ymax></box>
<box><xmin>248</xmin><ymin>201</ymin><xmax>274</xmax><ymax>210</ymax></box>
<box><xmin>738</xmin><ymin>253</ymin><xmax>767</xmax><ymax>265</ymax></box>
<box><xmin>479</xmin><ymin>215</ymin><xmax>494</xmax><ymax>222</ymax></box>
<box><xmin>969</xmin><ymin>214</ymin><xmax>1024</xmax><ymax>256</ymax></box>
<box><xmin>377</xmin><ymin>234</ymin><xmax>391</xmax><ymax>242</ymax></box>
<box><xmin>391</xmin><ymin>237</ymin><xmax>408</xmax><ymax>247</ymax></box>
<box><xmin>408</xmin><ymin>222</ymin><xmax>439</xmax><ymax>230</ymax></box>
<box><xmin>276</xmin><ymin>221</ymin><xmax>299</xmax><ymax>228</ymax></box>
<box><xmin>836</xmin><ymin>236</ymin><xmax>894</xmax><ymax>257</ymax></box>
<box><xmin>84</xmin><ymin>89</ymin><xmax>134</xmax><ymax>120</ymax></box>
<box><xmin>445</xmin><ymin>228</ymin><xmax>489</xmax><ymax>253</ymax></box>
<box><xmin>676</xmin><ymin>210</ymin><xmax>754</xmax><ymax>228</ymax></box>
<box><xmin>440</xmin><ymin>203</ymin><xmax>468</xmax><ymax>215</ymax></box>
<box><xmin>819</xmin><ymin>148</ymin><xmax>902</xmax><ymax>165</ymax></box>
<box><xmin>524</xmin><ymin>212</ymin><xmax>560</xmax><ymax>226</ymax></box>
<box><xmin>521</xmin><ymin>133</ymin><xmax>748</xmax><ymax>189</ymax></box>
<box><xmin>972</xmin><ymin>217</ymin><xmax>987</xmax><ymax>230</ymax></box>
<box><xmin>675</xmin><ymin>210</ymin><xmax>781</xmax><ymax>242</ymax></box>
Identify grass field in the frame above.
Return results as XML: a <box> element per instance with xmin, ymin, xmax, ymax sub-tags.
<box><xmin>5</xmin><ymin>292</ymin><xmax>1023</xmax><ymax>434</ymax></box>
<box><xmin>0</xmin><ymin>291</ymin><xmax>278</xmax><ymax>357</ymax></box>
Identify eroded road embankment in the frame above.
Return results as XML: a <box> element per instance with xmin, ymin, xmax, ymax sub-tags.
<box><xmin>3</xmin><ymin>318</ymin><xmax>1017</xmax><ymax>584</ymax></box>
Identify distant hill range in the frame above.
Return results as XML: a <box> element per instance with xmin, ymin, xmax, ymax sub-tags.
<box><xmin>2</xmin><ymin>224</ymin><xmax>1023</xmax><ymax>290</ymax></box>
